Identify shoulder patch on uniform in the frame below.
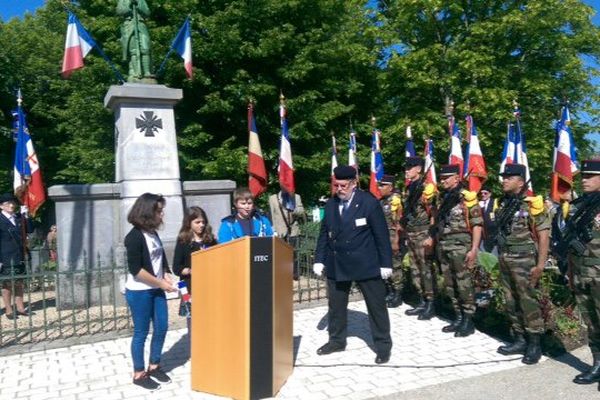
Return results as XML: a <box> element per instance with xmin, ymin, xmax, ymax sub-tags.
<box><xmin>470</xmin><ymin>207</ymin><xmax>482</xmax><ymax>218</ymax></box>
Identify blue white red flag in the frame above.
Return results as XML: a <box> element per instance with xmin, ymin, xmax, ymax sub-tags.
<box><xmin>62</xmin><ymin>12</ymin><xmax>97</xmax><ymax>78</ymax></box>
<box><xmin>405</xmin><ymin>126</ymin><xmax>416</xmax><ymax>158</ymax></box>
<box><xmin>171</xmin><ymin>17</ymin><xmax>193</xmax><ymax>78</ymax></box>
<box><xmin>499</xmin><ymin>122</ymin><xmax>515</xmax><ymax>179</ymax></box>
<box><xmin>500</xmin><ymin>106</ymin><xmax>533</xmax><ymax>195</ymax></box>
<box><xmin>278</xmin><ymin>96</ymin><xmax>295</xmax><ymax>210</ymax></box>
<box><xmin>405</xmin><ymin>126</ymin><xmax>416</xmax><ymax>187</ymax></box>
<box><xmin>463</xmin><ymin>115</ymin><xmax>487</xmax><ymax>192</ymax></box>
<box><xmin>369</xmin><ymin>128</ymin><xmax>384</xmax><ymax>199</ymax></box>
<box><xmin>348</xmin><ymin>128</ymin><xmax>358</xmax><ymax>174</ymax></box>
<box><xmin>12</xmin><ymin>91</ymin><xmax>46</xmax><ymax>216</ymax></box>
<box><xmin>330</xmin><ymin>135</ymin><xmax>339</xmax><ymax>196</ymax></box>
<box><xmin>447</xmin><ymin>115</ymin><xmax>464</xmax><ymax>177</ymax></box>
<box><xmin>423</xmin><ymin>138</ymin><xmax>437</xmax><ymax>191</ymax></box>
<box><xmin>247</xmin><ymin>103</ymin><xmax>268</xmax><ymax>197</ymax></box>
<box><xmin>551</xmin><ymin>105</ymin><xmax>578</xmax><ymax>202</ymax></box>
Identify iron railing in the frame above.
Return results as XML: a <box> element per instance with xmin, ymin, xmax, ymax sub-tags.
<box><xmin>0</xmin><ymin>224</ymin><xmax>345</xmax><ymax>350</ymax></box>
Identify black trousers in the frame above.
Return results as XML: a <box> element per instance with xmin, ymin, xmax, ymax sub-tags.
<box><xmin>326</xmin><ymin>277</ymin><xmax>392</xmax><ymax>353</ymax></box>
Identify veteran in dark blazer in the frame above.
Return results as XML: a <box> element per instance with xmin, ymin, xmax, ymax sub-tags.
<box><xmin>313</xmin><ymin>165</ymin><xmax>393</xmax><ymax>364</ymax></box>
<box><xmin>0</xmin><ymin>193</ymin><xmax>33</xmax><ymax>319</ymax></box>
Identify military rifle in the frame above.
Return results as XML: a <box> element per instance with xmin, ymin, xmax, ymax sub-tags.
<box><xmin>555</xmin><ymin>192</ymin><xmax>600</xmax><ymax>257</ymax></box>
<box><xmin>400</xmin><ymin>162</ymin><xmax>433</xmax><ymax>227</ymax></box>
<box><xmin>428</xmin><ymin>183</ymin><xmax>463</xmax><ymax>239</ymax></box>
<box><xmin>489</xmin><ymin>180</ymin><xmax>530</xmax><ymax>249</ymax></box>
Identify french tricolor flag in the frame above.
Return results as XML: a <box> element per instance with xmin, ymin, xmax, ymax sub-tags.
<box><xmin>405</xmin><ymin>126</ymin><xmax>416</xmax><ymax>187</ymax></box>
<box><xmin>61</xmin><ymin>12</ymin><xmax>97</xmax><ymax>78</ymax></box>
<box><xmin>423</xmin><ymin>138</ymin><xmax>437</xmax><ymax>191</ymax></box>
<box><xmin>348</xmin><ymin>128</ymin><xmax>358</xmax><ymax>174</ymax></box>
<box><xmin>278</xmin><ymin>95</ymin><xmax>295</xmax><ymax>207</ymax></box>
<box><xmin>499</xmin><ymin>122</ymin><xmax>515</xmax><ymax>180</ymax></box>
<box><xmin>369</xmin><ymin>128</ymin><xmax>384</xmax><ymax>199</ymax></box>
<box><xmin>447</xmin><ymin>115</ymin><xmax>464</xmax><ymax>178</ymax></box>
<box><xmin>551</xmin><ymin>105</ymin><xmax>578</xmax><ymax>202</ymax></box>
<box><xmin>171</xmin><ymin>17</ymin><xmax>193</xmax><ymax>79</ymax></box>
<box><xmin>463</xmin><ymin>115</ymin><xmax>487</xmax><ymax>192</ymax></box>
<box><xmin>247</xmin><ymin>103</ymin><xmax>268</xmax><ymax>197</ymax></box>
<box><xmin>330</xmin><ymin>135</ymin><xmax>339</xmax><ymax>196</ymax></box>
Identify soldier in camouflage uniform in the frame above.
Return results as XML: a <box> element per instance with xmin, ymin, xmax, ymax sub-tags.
<box><xmin>400</xmin><ymin>157</ymin><xmax>437</xmax><ymax>320</ymax></box>
<box><xmin>378</xmin><ymin>174</ymin><xmax>404</xmax><ymax>307</ymax></box>
<box><xmin>567</xmin><ymin>159</ymin><xmax>600</xmax><ymax>388</ymax></box>
<box><xmin>494</xmin><ymin>164</ymin><xmax>550</xmax><ymax>365</ymax></box>
<box><xmin>426</xmin><ymin>165</ymin><xmax>482</xmax><ymax>337</ymax></box>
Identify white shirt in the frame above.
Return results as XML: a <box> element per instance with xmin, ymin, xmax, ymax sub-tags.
<box><xmin>338</xmin><ymin>191</ymin><xmax>356</xmax><ymax>215</ymax></box>
<box><xmin>125</xmin><ymin>231</ymin><xmax>165</xmax><ymax>291</ymax></box>
<box><xmin>1</xmin><ymin>211</ymin><xmax>16</xmax><ymax>226</ymax></box>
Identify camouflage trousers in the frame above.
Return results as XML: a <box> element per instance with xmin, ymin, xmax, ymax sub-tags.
<box><xmin>572</xmin><ymin>257</ymin><xmax>600</xmax><ymax>353</ymax></box>
<box><xmin>498</xmin><ymin>251</ymin><xmax>544</xmax><ymax>335</ymax></box>
<box><xmin>388</xmin><ymin>252</ymin><xmax>404</xmax><ymax>290</ymax></box>
<box><xmin>406</xmin><ymin>229</ymin><xmax>435</xmax><ymax>300</ymax></box>
<box><xmin>437</xmin><ymin>237</ymin><xmax>476</xmax><ymax>315</ymax></box>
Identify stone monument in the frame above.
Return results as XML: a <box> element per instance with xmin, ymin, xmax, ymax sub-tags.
<box><xmin>48</xmin><ymin>5</ymin><xmax>236</xmax><ymax>309</ymax></box>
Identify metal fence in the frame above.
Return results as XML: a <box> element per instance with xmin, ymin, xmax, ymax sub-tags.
<box><xmin>0</xmin><ymin>224</ymin><xmax>340</xmax><ymax>349</ymax></box>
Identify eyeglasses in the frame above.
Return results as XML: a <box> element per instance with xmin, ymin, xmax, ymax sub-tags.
<box><xmin>333</xmin><ymin>181</ymin><xmax>353</xmax><ymax>189</ymax></box>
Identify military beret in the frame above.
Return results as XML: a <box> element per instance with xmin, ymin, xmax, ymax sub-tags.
<box><xmin>480</xmin><ymin>184</ymin><xmax>492</xmax><ymax>193</ymax></box>
<box><xmin>439</xmin><ymin>164</ymin><xmax>460</xmax><ymax>177</ymax></box>
<box><xmin>500</xmin><ymin>164</ymin><xmax>526</xmax><ymax>179</ymax></box>
<box><xmin>333</xmin><ymin>165</ymin><xmax>357</xmax><ymax>180</ymax></box>
<box><xmin>405</xmin><ymin>156</ymin><xmax>425</xmax><ymax>169</ymax></box>
<box><xmin>0</xmin><ymin>193</ymin><xmax>18</xmax><ymax>205</ymax></box>
<box><xmin>379</xmin><ymin>174</ymin><xmax>395</xmax><ymax>185</ymax></box>
<box><xmin>581</xmin><ymin>160</ymin><xmax>600</xmax><ymax>175</ymax></box>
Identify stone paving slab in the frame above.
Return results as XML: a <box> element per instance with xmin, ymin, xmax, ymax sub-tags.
<box><xmin>0</xmin><ymin>302</ymin><xmax>536</xmax><ymax>400</ymax></box>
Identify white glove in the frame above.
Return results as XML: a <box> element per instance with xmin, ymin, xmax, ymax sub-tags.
<box><xmin>380</xmin><ymin>268</ymin><xmax>393</xmax><ymax>279</ymax></box>
<box><xmin>313</xmin><ymin>263</ymin><xmax>325</xmax><ymax>277</ymax></box>
<box><xmin>21</xmin><ymin>206</ymin><xmax>28</xmax><ymax>217</ymax></box>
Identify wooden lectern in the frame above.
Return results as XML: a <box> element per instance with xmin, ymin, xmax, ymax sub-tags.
<box><xmin>190</xmin><ymin>236</ymin><xmax>294</xmax><ymax>400</ymax></box>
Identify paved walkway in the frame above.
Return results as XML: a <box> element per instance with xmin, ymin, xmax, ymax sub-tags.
<box><xmin>0</xmin><ymin>301</ymin><xmax>595</xmax><ymax>400</ymax></box>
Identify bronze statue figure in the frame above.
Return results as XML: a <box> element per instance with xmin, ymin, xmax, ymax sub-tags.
<box><xmin>117</xmin><ymin>0</ymin><xmax>155</xmax><ymax>82</ymax></box>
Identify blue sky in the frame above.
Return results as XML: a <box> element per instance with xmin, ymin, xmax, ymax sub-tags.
<box><xmin>1</xmin><ymin>0</ymin><xmax>599</xmax><ymax>147</ymax></box>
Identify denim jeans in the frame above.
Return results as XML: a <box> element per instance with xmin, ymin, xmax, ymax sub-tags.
<box><xmin>125</xmin><ymin>288</ymin><xmax>168</xmax><ymax>372</ymax></box>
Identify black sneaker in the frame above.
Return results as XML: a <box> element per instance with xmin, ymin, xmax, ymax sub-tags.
<box><xmin>147</xmin><ymin>367</ymin><xmax>172</xmax><ymax>384</ymax></box>
<box><xmin>133</xmin><ymin>373</ymin><xmax>161</xmax><ymax>391</ymax></box>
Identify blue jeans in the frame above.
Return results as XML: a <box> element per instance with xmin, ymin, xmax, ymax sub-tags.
<box><xmin>125</xmin><ymin>288</ymin><xmax>168</xmax><ymax>372</ymax></box>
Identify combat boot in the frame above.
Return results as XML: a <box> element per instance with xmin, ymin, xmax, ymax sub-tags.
<box><xmin>454</xmin><ymin>314</ymin><xmax>475</xmax><ymax>337</ymax></box>
<box><xmin>574</xmin><ymin>352</ymin><xmax>600</xmax><ymax>384</ymax></box>
<box><xmin>497</xmin><ymin>333</ymin><xmax>527</xmax><ymax>355</ymax></box>
<box><xmin>405</xmin><ymin>297</ymin><xmax>425</xmax><ymax>316</ymax></box>
<box><xmin>522</xmin><ymin>333</ymin><xmax>542</xmax><ymax>365</ymax></box>
<box><xmin>386</xmin><ymin>289</ymin><xmax>403</xmax><ymax>308</ymax></box>
<box><xmin>417</xmin><ymin>300</ymin><xmax>435</xmax><ymax>320</ymax></box>
<box><xmin>384</xmin><ymin>282</ymin><xmax>394</xmax><ymax>304</ymax></box>
<box><xmin>442</xmin><ymin>312</ymin><xmax>463</xmax><ymax>333</ymax></box>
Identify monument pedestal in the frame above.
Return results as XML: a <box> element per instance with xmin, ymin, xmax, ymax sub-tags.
<box><xmin>105</xmin><ymin>83</ymin><xmax>184</xmax><ymax>252</ymax></box>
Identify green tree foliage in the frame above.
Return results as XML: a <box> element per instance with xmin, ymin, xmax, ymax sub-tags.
<box><xmin>376</xmin><ymin>0</ymin><xmax>600</xmax><ymax>191</ymax></box>
<box><xmin>0</xmin><ymin>0</ymin><xmax>598</xmax><ymax>207</ymax></box>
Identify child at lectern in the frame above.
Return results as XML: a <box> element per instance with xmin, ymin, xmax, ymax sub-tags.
<box><xmin>173</xmin><ymin>207</ymin><xmax>217</xmax><ymax>340</ymax></box>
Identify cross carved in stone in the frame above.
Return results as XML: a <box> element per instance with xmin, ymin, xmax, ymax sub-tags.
<box><xmin>135</xmin><ymin>111</ymin><xmax>163</xmax><ymax>137</ymax></box>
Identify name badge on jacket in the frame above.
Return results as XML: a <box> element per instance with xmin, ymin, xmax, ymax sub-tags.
<box><xmin>355</xmin><ymin>218</ymin><xmax>367</xmax><ymax>227</ymax></box>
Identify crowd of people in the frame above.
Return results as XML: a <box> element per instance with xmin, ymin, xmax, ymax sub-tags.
<box><xmin>1</xmin><ymin>156</ymin><xmax>598</xmax><ymax>392</ymax></box>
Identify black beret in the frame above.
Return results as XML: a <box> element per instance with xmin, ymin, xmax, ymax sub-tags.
<box><xmin>0</xmin><ymin>193</ymin><xmax>18</xmax><ymax>205</ymax></box>
<box><xmin>581</xmin><ymin>160</ymin><xmax>600</xmax><ymax>175</ymax></box>
<box><xmin>500</xmin><ymin>164</ymin><xmax>526</xmax><ymax>179</ymax></box>
<box><xmin>333</xmin><ymin>165</ymin><xmax>357</xmax><ymax>180</ymax></box>
<box><xmin>379</xmin><ymin>174</ymin><xmax>395</xmax><ymax>185</ymax></box>
<box><xmin>405</xmin><ymin>156</ymin><xmax>424</xmax><ymax>169</ymax></box>
<box><xmin>439</xmin><ymin>164</ymin><xmax>460</xmax><ymax>176</ymax></box>
<box><xmin>480</xmin><ymin>184</ymin><xmax>492</xmax><ymax>193</ymax></box>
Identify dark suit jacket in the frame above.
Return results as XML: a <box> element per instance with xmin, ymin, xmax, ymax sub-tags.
<box><xmin>0</xmin><ymin>212</ymin><xmax>31</xmax><ymax>267</ymax></box>
<box><xmin>314</xmin><ymin>189</ymin><xmax>392</xmax><ymax>282</ymax></box>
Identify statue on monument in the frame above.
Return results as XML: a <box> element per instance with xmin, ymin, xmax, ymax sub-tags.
<box><xmin>117</xmin><ymin>0</ymin><xmax>155</xmax><ymax>83</ymax></box>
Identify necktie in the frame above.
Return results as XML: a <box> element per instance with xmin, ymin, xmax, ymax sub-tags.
<box><xmin>342</xmin><ymin>200</ymin><xmax>349</xmax><ymax>216</ymax></box>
